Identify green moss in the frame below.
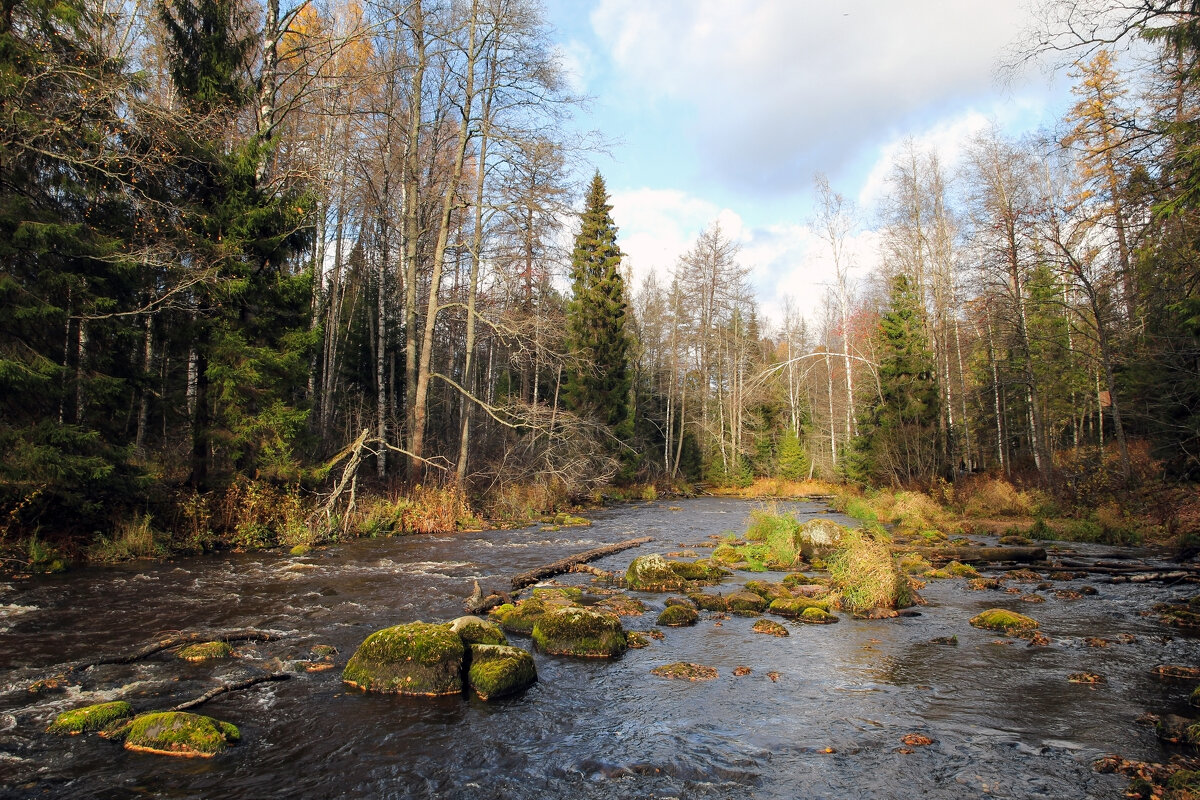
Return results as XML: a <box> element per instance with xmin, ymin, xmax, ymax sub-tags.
<box><xmin>656</xmin><ymin>605</ymin><xmax>699</xmax><ymax>626</ymax></box>
<box><xmin>122</xmin><ymin>712</ymin><xmax>239</xmax><ymax>757</ymax></box>
<box><xmin>342</xmin><ymin>622</ymin><xmax>465</xmax><ymax>695</ymax></box>
<box><xmin>450</xmin><ymin>616</ymin><xmax>508</xmax><ymax>646</ymax></box>
<box><xmin>289</xmin><ymin>544</ymin><xmax>311</xmax><ymax>556</ymax></box>
<box><xmin>782</xmin><ymin>573</ymin><xmax>826</xmax><ymax>588</ymax></box>
<box><xmin>531</xmin><ymin>586</ymin><xmax>584</xmax><ymax>603</ymax></box>
<box><xmin>532</xmin><ymin>606</ymin><xmax>627</xmax><ymax>658</ymax></box>
<box><xmin>489</xmin><ymin>598</ymin><xmax>548</xmax><ymax>635</ymax></box>
<box><xmin>466</xmin><ymin>644</ymin><xmax>536</xmax><ymax>701</ymax></box>
<box><xmin>726</xmin><ymin>590</ymin><xmax>767</xmax><ymax>614</ymax></box>
<box><xmin>667</xmin><ymin>559</ymin><xmax>730</xmax><ymax>583</ymax></box>
<box><xmin>625</xmin><ymin>554</ymin><xmax>687</xmax><ymax>591</ymax></box>
<box><xmin>1191</xmin><ymin>685</ymin><xmax>1200</xmax><ymax>708</ymax></box>
<box><xmin>597</xmin><ymin>594</ymin><xmax>647</xmax><ymax>616</ymax></box>
<box><xmin>552</xmin><ymin>513</ymin><xmax>592</xmax><ymax>527</ymax></box>
<box><xmin>47</xmin><ymin>701</ymin><xmax>133</xmax><ymax>735</ymax></box>
<box><xmin>767</xmin><ymin>596</ymin><xmax>831</xmax><ymax>618</ymax></box>
<box><xmin>687</xmin><ymin>592</ymin><xmax>728</xmax><ymax>612</ymax></box>
<box><xmin>177</xmin><ymin>641</ymin><xmax>233</xmax><ymax>662</ymax></box>
<box><xmin>710</xmin><ymin>545</ymin><xmax>744</xmax><ymax>565</ymax></box>
<box><xmin>969</xmin><ymin>608</ymin><xmax>1039</xmax><ymax>634</ymax></box>
<box><xmin>751</xmin><ymin>619</ymin><xmax>789</xmax><ymax>637</ymax></box>
<box><xmin>945</xmin><ymin>561</ymin><xmax>979</xmax><ymax>578</ymax></box>
<box><xmin>799</xmin><ymin>606</ymin><xmax>838</xmax><ymax>624</ymax></box>
<box><xmin>744</xmin><ymin>580</ymin><xmax>792</xmax><ymax>601</ymax></box>
<box><xmin>650</xmin><ymin>662</ymin><xmax>718</xmax><ymax>681</ymax></box>
<box><xmin>625</xmin><ymin>631</ymin><xmax>651</xmax><ymax>648</ymax></box>
<box><xmin>1167</xmin><ymin>769</ymin><xmax>1200</xmax><ymax>791</ymax></box>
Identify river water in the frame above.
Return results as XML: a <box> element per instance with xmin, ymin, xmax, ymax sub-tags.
<box><xmin>0</xmin><ymin>497</ymin><xmax>1197</xmax><ymax>799</ymax></box>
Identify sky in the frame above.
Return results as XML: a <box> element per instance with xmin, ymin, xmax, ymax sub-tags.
<box><xmin>541</xmin><ymin>0</ymin><xmax>1077</xmax><ymax>328</ymax></box>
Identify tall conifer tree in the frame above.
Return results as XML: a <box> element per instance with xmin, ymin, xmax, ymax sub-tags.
<box><xmin>565</xmin><ymin>173</ymin><xmax>633</xmax><ymax>465</ymax></box>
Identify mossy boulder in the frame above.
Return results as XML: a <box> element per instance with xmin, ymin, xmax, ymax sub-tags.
<box><xmin>768</xmin><ymin>596</ymin><xmax>830</xmax><ymax>618</ymax></box>
<box><xmin>744</xmin><ymin>580</ymin><xmax>792</xmax><ymax>602</ymax></box>
<box><xmin>121</xmin><ymin>712</ymin><xmax>239</xmax><ymax>758</ymax></box>
<box><xmin>342</xmin><ymin>622</ymin><xmax>465</xmax><ymax>695</ymax></box>
<box><xmin>663</xmin><ymin>596</ymin><xmax>695</xmax><ymax>608</ymax></box>
<box><xmin>597</xmin><ymin>594</ymin><xmax>647</xmax><ymax>616</ymax></box>
<box><xmin>656</xmin><ymin>605</ymin><xmax>699</xmax><ymax>627</ymax></box>
<box><xmin>687</xmin><ymin>592</ymin><xmax>729</xmax><ymax>612</ymax></box>
<box><xmin>710</xmin><ymin>544</ymin><xmax>744</xmax><ymax>565</ymax></box>
<box><xmin>969</xmin><ymin>608</ymin><xmax>1039</xmax><ymax>635</ymax></box>
<box><xmin>782</xmin><ymin>573</ymin><xmax>827</xmax><ymax>589</ymax></box>
<box><xmin>650</xmin><ymin>662</ymin><xmax>718</xmax><ymax>681</ymax></box>
<box><xmin>177</xmin><ymin>641</ymin><xmax>233</xmax><ymax>662</ymax></box>
<box><xmin>450</xmin><ymin>615</ymin><xmax>507</xmax><ymax>646</ymax></box>
<box><xmin>726</xmin><ymin>591</ymin><xmax>768</xmax><ymax>614</ymax></box>
<box><xmin>625</xmin><ymin>554</ymin><xmax>687</xmax><ymax>592</ymax></box>
<box><xmin>796</xmin><ymin>518</ymin><xmax>849</xmax><ymax>557</ymax></box>
<box><xmin>532</xmin><ymin>606</ymin><xmax>627</xmax><ymax>658</ymax></box>
<box><xmin>751</xmin><ymin>619</ymin><xmax>789</xmax><ymax>637</ymax></box>
<box><xmin>47</xmin><ymin>701</ymin><xmax>133</xmax><ymax>735</ymax></box>
<box><xmin>531</xmin><ymin>586</ymin><xmax>584</xmax><ymax>605</ymax></box>
<box><xmin>489</xmin><ymin>598</ymin><xmax>548</xmax><ymax>635</ymax></box>
<box><xmin>667</xmin><ymin>559</ymin><xmax>731</xmax><ymax>583</ymax></box>
<box><xmin>799</xmin><ymin>607</ymin><xmax>839</xmax><ymax>624</ymax></box>
<box><xmin>466</xmin><ymin>644</ymin><xmax>536</xmax><ymax>701</ymax></box>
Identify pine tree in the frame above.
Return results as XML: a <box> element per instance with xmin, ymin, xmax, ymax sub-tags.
<box><xmin>776</xmin><ymin>428</ymin><xmax>811</xmax><ymax>481</ymax></box>
<box><xmin>565</xmin><ymin>172</ymin><xmax>633</xmax><ymax>470</ymax></box>
<box><xmin>849</xmin><ymin>274</ymin><xmax>941</xmax><ymax>486</ymax></box>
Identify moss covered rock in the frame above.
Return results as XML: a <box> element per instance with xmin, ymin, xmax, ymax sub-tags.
<box><xmin>944</xmin><ymin>560</ymin><xmax>979</xmax><ymax>578</ymax></box>
<box><xmin>667</xmin><ymin>559</ymin><xmax>730</xmax><ymax>583</ymax></box>
<box><xmin>466</xmin><ymin>644</ymin><xmax>536</xmax><ymax>701</ymax></box>
<box><xmin>656</xmin><ymin>605</ymin><xmax>699</xmax><ymax>627</ymax></box>
<box><xmin>687</xmin><ymin>592</ymin><xmax>729</xmax><ymax>612</ymax></box>
<box><xmin>625</xmin><ymin>554</ymin><xmax>687</xmax><ymax>592</ymax></box>
<box><xmin>122</xmin><ymin>712</ymin><xmax>239</xmax><ymax>758</ymax></box>
<box><xmin>342</xmin><ymin>622</ymin><xmax>465</xmax><ymax>695</ymax></box>
<box><xmin>969</xmin><ymin>608</ymin><xmax>1039</xmax><ymax>635</ymax></box>
<box><xmin>650</xmin><ymin>662</ymin><xmax>718</xmax><ymax>681</ymax></box>
<box><xmin>726</xmin><ymin>590</ymin><xmax>768</xmax><ymax>614</ymax></box>
<box><xmin>598</xmin><ymin>594</ymin><xmax>647</xmax><ymax>616</ymax></box>
<box><xmin>177</xmin><ymin>641</ymin><xmax>233</xmax><ymax>663</ymax></box>
<box><xmin>744</xmin><ymin>580</ymin><xmax>792</xmax><ymax>602</ymax></box>
<box><xmin>532</xmin><ymin>606</ymin><xmax>627</xmax><ymax>658</ymax></box>
<box><xmin>751</xmin><ymin>619</ymin><xmax>789</xmax><ymax>637</ymax></box>
<box><xmin>799</xmin><ymin>606</ymin><xmax>839</xmax><ymax>624</ymax></box>
<box><xmin>450</xmin><ymin>615</ymin><xmax>507</xmax><ymax>646</ymax></box>
<box><xmin>797</xmin><ymin>518</ymin><xmax>849</xmax><ymax>557</ymax></box>
<box><xmin>767</xmin><ymin>596</ymin><xmax>830</xmax><ymax>618</ymax></box>
<box><xmin>47</xmin><ymin>701</ymin><xmax>133</xmax><ymax>735</ymax></box>
<box><xmin>489</xmin><ymin>598</ymin><xmax>548</xmax><ymax>635</ymax></box>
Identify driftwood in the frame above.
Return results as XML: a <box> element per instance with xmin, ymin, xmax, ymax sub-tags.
<box><xmin>510</xmin><ymin>536</ymin><xmax>653</xmax><ymax>591</ymax></box>
<box><xmin>1110</xmin><ymin>571</ymin><xmax>1200</xmax><ymax>584</ymax></box>
<box><xmin>170</xmin><ymin>672</ymin><xmax>291</xmax><ymax>712</ymax></box>
<box><xmin>68</xmin><ymin>630</ymin><xmax>283</xmax><ymax>673</ymax></box>
<box><xmin>892</xmin><ymin>545</ymin><xmax>1047</xmax><ymax>564</ymax></box>
<box><xmin>570</xmin><ymin>564</ymin><xmax>615</xmax><ymax>581</ymax></box>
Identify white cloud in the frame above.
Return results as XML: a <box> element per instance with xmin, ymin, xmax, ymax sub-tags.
<box><xmin>609</xmin><ymin>187</ymin><xmax>722</xmax><ymax>288</ymax></box>
<box><xmin>553</xmin><ymin>40</ymin><xmax>591</xmax><ymax>96</ymax></box>
<box><xmin>589</xmin><ymin>0</ymin><xmax>1059</xmax><ymax>195</ymax></box>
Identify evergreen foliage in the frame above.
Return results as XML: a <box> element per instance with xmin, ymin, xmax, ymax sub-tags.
<box><xmin>849</xmin><ymin>275</ymin><xmax>940</xmax><ymax>486</ymax></box>
<box><xmin>776</xmin><ymin>428</ymin><xmax>811</xmax><ymax>481</ymax></box>
<box><xmin>564</xmin><ymin>172</ymin><xmax>634</xmax><ymax>474</ymax></box>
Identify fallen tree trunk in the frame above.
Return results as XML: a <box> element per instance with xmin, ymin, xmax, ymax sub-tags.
<box><xmin>170</xmin><ymin>672</ymin><xmax>291</xmax><ymax>712</ymax></box>
<box><xmin>1111</xmin><ymin>571</ymin><xmax>1200</xmax><ymax>584</ymax></box>
<box><xmin>891</xmin><ymin>545</ymin><xmax>1047</xmax><ymax>564</ymax></box>
<box><xmin>510</xmin><ymin>536</ymin><xmax>653</xmax><ymax>591</ymax></box>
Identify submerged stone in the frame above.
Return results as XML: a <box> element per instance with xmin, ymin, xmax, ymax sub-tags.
<box><xmin>687</xmin><ymin>592</ymin><xmax>729</xmax><ymax>612</ymax></box>
<box><xmin>47</xmin><ymin>701</ymin><xmax>133</xmax><ymax>735</ymax></box>
<box><xmin>450</xmin><ymin>615</ymin><xmax>507</xmax><ymax>646</ymax></box>
<box><xmin>177</xmin><ymin>641</ymin><xmax>233</xmax><ymax>663</ymax></box>
<box><xmin>656</xmin><ymin>605</ymin><xmax>699</xmax><ymax>627</ymax></box>
<box><xmin>969</xmin><ymin>608</ymin><xmax>1039</xmax><ymax>635</ymax></box>
<box><xmin>767</xmin><ymin>597</ymin><xmax>830</xmax><ymax>618</ymax></box>
<box><xmin>467</xmin><ymin>644</ymin><xmax>536</xmax><ymax>701</ymax></box>
<box><xmin>625</xmin><ymin>554</ymin><xmax>687</xmax><ymax>592</ymax></box>
<box><xmin>122</xmin><ymin>711</ymin><xmax>239</xmax><ymax>758</ymax></box>
<box><xmin>342</xmin><ymin>622</ymin><xmax>465</xmax><ymax>696</ymax></box>
<box><xmin>650</xmin><ymin>662</ymin><xmax>718</xmax><ymax>681</ymax></box>
<box><xmin>751</xmin><ymin>619</ymin><xmax>789</xmax><ymax>637</ymax></box>
<box><xmin>532</xmin><ymin>606</ymin><xmax>627</xmax><ymax>658</ymax></box>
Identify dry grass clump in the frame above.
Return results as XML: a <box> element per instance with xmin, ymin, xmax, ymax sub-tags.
<box><xmin>357</xmin><ymin>484</ymin><xmax>478</xmax><ymax>536</ymax></box>
<box><xmin>827</xmin><ymin>529</ymin><xmax>912</xmax><ymax>613</ymax></box>
<box><xmin>958</xmin><ymin>477</ymin><xmax>1034</xmax><ymax>518</ymax></box>
<box><xmin>712</xmin><ymin>478</ymin><xmax>840</xmax><ymax>499</ymax></box>
<box><xmin>480</xmin><ymin>480</ymin><xmax>568</xmax><ymax>524</ymax></box>
<box><xmin>88</xmin><ymin>513</ymin><xmax>166</xmax><ymax>563</ymax></box>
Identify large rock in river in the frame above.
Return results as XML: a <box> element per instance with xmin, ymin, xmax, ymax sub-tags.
<box><xmin>122</xmin><ymin>711</ymin><xmax>240</xmax><ymax>758</ymax></box>
<box><xmin>797</xmin><ymin>518</ymin><xmax>849</xmax><ymax>557</ymax></box>
<box><xmin>625</xmin><ymin>554</ymin><xmax>687</xmax><ymax>592</ymax></box>
<box><xmin>467</xmin><ymin>644</ymin><xmax>537</xmax><ymax>701</ymax></box>
<box><xmin>450</xmin><ymin>615</ymin><xmax>507</xmax><ymax>646</ymax></box>
<box><xmin>342</xmin><ymin>621</ymin><xmax>465</xmax><ymax>695</ymax></box>
<box><xmin>532</xmin><ymin>606</ymin><xmax>627</xmax><ymax>658</ymax></box>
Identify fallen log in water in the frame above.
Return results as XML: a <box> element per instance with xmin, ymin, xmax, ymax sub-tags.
<box><xmin>510</xmin><ymin>536</ymin><xmax>653</xmax><ymax>591</ymax></box>
<box><xmin>891</xmin><ymin>545</ymin><xmax>1047</xmax><ymax>564</ymax></box>
<box><xmin>170</xmin><ymin>673</ymin><xmax>291</xmax><ymax>712</ymax></box>
<box><xmin>68</xmin><ymin>630</ymin><xmax>283</xmax><ymax>673</ymax></box>
<box><xmin>1110</xmin><ymin>571</ymin><xmax>1200</xmax><ymax>584</ymax></box>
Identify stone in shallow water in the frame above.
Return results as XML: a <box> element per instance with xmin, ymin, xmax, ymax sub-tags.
<box><xmin>176</xmin><ymin>641</ymin><xmax>233</xmax><ymax>662</ymax></box>
<box><xmin>342</xmin><ymin>622</ymin><xmax>464</xmax><ymax>696</ymax></box>
<box><xmin>532</xmin><ymin>606</ymin><xmax>627</xmax><ymax>658</ymax></box>
<box><xmin>121</xmin><ymin>711</ymin><xmax>239</xmax><ymax>758</ymax></box>
<box><xmin>656</xmin><ymin>605</ymin><xmax>699</xmax><ymax>627</ymax></box>
<box><xmin>751</xmin><ymin>619</ymin><xmax>789</xmax><ymax>637</ymax></box>
<box><xmin>467</xmin><ymin>644</ymin><xmax>536</xmax><ymax>701</ymax></box>
<box><xmin>450</xmin><ymin>615</ymin><xmax>507</xmax><ymax>646</ymax></box>
<box><xmin>47</xmin><ymin>701</ymin><xmax>133</xmax><ymax>735</ymax></box>
<box><xmin>968</xmin><ymin>608</ymin><xmax>1039</xmax><ymax>635</ymax></box>
<box><xmin>650</xmin><ymin>662</ymin><xmax>717</xmax><ymax>681</ymax></box>
<box><xmin>625</xmin><ymin>554</ymin><xmax>686</xmax><ymax>592</ymax></box>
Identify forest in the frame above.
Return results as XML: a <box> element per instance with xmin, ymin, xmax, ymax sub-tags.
<box><xmin>1</xmin><ymin>0</ymin><xmax>1198</xmax><ymax>566</ymax></box>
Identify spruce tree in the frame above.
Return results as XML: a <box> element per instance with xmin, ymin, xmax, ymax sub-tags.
<box><xmin>565</xmin><ymin>172</ymin><xmax>634</xmax><ymax>470</ymax></box>
<box><xmin>849</xmin><ymin>274</ymin><xmax>941</xmax><ymax>486</ymax></box>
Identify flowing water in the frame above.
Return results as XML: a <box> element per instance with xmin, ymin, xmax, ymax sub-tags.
<box><xmin>0</xmin><ymin>497</ymin><xmax>1197</xmax><ymax>799</ymax></box>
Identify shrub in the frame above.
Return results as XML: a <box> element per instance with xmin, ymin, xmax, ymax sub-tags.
<box><xmin>89</xmin><ymin>513</ymin><xmax>165</xmax><ymax>563</ymax></box>
<box><xmin>959</xmin><ymin>477</ymin><xmax>1034</xmax><ymax>518</ymax></box>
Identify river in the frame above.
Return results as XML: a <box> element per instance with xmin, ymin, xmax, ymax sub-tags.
<box><xmin>0</xmin><ymin>497</ymin><xmax>1196</xmax><ymax>799</ymax></box>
